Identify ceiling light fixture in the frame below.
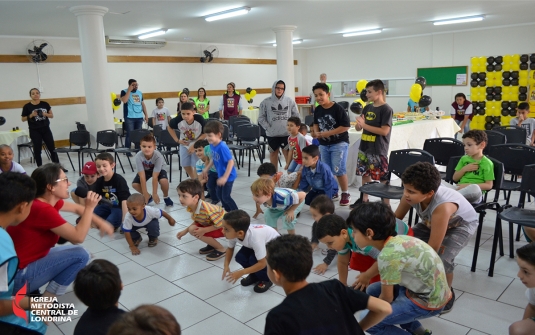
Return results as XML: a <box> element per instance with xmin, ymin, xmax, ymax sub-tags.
<box><xmin>342</xmin><ymin>29</ymin><xmax>382</xmax><ymax>37</ymax></box>
<box><xmin>433</xmin><ymin>15</ymin><xmax>485</xmax><ymax>26</ymax></box>
<box><xmin>272</xmin><ymin>39</ymin><xmax>303</xmax><ymax>47</ymax></box>
<box><xmin>138</xmin><ymin>29</ymin><xmax>168</xmax><ymax>39</ymax></box>
<box><xmin>205</xmin><ymin>7</ymin><xmax>251</xmax><ymax>22</ymax></box>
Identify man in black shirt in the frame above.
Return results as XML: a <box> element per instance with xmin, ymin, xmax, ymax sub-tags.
<box><xmin>263</xmin><ymin>234</ymin><xmax>391</xmax><ymax>335</ymax></box>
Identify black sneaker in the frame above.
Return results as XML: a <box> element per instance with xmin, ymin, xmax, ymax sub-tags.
<box><xmin>206</xmin><ymin>249</ymin><xmax>226</xmax><ymax>261</ymax></box>
<box><xmin>253</xmin><ymin>281</ymin><xmax>273</xmax><ymax>293</ymax></box>
<box><xmin>349</xmin><ymin>198</ymin><xmax>364</xmax><ymax>209</ymax></box>
<box><xmin>440</xmin><ymin>288</ymin><xmax>455</xmax><ymax>314</ymax></box>
<box><xmin>205</xmin><ymin>192</ymin><xmax>211</xmax><ymax>199</ymax></box>
<box><xmin>199</xmin><ymin>244</ymin><xmax>215</xmax><ymax>254</ymax></box>
<box><xmin>240</xmin><ymin>274</ymin><xmax>258</xmax><ymax>287</ymax></box>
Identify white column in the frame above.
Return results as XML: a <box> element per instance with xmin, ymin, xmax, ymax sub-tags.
<box><xmin>273</xmin><ymin>25</ymin><xmax>296</xmax><ymax>99</ymax></box>
<box><xmin>70</xmin><ymin>5</ymin><xmax>114</xmax><ymax>135</ymax></box>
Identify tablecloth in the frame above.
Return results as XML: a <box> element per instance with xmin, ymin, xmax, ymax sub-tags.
<box><xmin>0</xmin><ymin>130</ymin><xmax>32</xmax><ymax>162</ymax></box>
<box><xmin>242</xmin><ymin>108</ymin><xmax>259</xmax><ymax>124</ymax></box>
<box><xmin>346</xmin><ymin>118</ymin><xmax>461</xmax><ymax>187</ymax></box>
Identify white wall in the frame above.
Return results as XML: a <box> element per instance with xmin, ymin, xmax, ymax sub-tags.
<box><xmin>304</xmin><ymin>24</ymin><xmax>535</xmax><ymax>118</ymax></box>
<box><xmin>0</xmin><ymin>37</ymin><xmax>293</xmax><ymax>140</ymax></box>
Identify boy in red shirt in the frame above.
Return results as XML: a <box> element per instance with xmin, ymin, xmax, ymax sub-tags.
<box><xmin>285</xmin><ymin>117</ymin><xmax>309</xmax><ymax>173</ymax></box>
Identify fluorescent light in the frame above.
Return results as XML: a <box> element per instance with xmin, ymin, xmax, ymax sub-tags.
<box><xmin>342</xmin><ymin>29</ymin><xmax>382</xmax><ymax>37</ymax></box>
<box><xmin>433</xmin><ymin>15</ymin><xmax>485</xmax><ymax>26</ymax></box>
<box><xmin>273</xmin><ymin>39</ymin><xmax>303</xmax><ymax>46</ymax></box>
<box><xmin>205</xmin><ymin>7</ymin><xmax>251</xmax><ymax>22</ymax></box>
<box><xmin>138</xmin><ymin>29</ymin><xmax>167</xmax><ymax>39</ymax></box>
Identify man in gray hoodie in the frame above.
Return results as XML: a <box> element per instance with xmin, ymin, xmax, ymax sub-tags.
<box><xmin>258</xmin><ymin>80</ymin><xmax>300</xmax><ymax>171</ymax></box>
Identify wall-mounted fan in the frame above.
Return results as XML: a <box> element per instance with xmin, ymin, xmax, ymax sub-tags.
<box><xmin>27</xmin><ymin>40</ymin><xmax>54</xmax><ymax>63</ymax></box>
<box><xmin>200</xmin><ymin>46</ymin><xmax>219</xmax><ymax>63</ymax></box>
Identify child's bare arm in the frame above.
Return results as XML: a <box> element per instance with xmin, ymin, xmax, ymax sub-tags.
<box><xmin>359</xmin><ymin>296</ymin><xmax>392</xmax><ymax>331</ymax></box>
<box><xmin>161</xmin><ymin>211</ymin><xmax>176</xmax><ymax>226</ymax></box>
<box><xmin>524</xmin><ymin>303</ymin><xmax>535</xmax><ymax>319</ymax></box>
<box><xmin>428</xmin><ymin>203</ymin><xmax>458</xmax><ymax>252</ymax></box>
<box><xmin>124</xmin><ymin>231</ymin><xmax>140</xmax><ymax>255</ymax></box>
<box><xmin>337</xmin><ymin>252</ymin><xmax>350</xmax><ymax>285</ymax></box>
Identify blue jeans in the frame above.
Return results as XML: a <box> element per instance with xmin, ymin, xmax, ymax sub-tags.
<box><xmin>124</xmin><ymin>117</ymin><xmax>144</xmax><ymax>149</ymax></box>
<box><xmin>126</xmin><ymin>218</ymin><xmax>160</xmax><ymax>239</ymax></box>
<box><xmin>319</xmin><ymin>141</ymin><xmax>348</xmax><ymax>176</ymax></box>
<box><xmin>207</xmin><ymin>171</ymin><xmax>220</xmax><ymax>204</ymax></box>
<box><xmin>455</xmin><ymin>118</ymin><xmax>471</xmax><ymax>134</ymax></box>
<box><xmin>94</xmin><ymin>205</ymin><xmax>123</xmax><ymax>228</ymax></box>
<box><xmin>235</xmin><ymin>247</ymin><xmax>269</xmax><ymax>282</ymax></box>
<box><xmin>363</xmin><ymin>283</ymin><xmax>443</xmax><ymax>335</ymax></box>
<box><xmin>287</xmin><ymin>160</ymin><xmax>301</xmax><ymax>173</ymax></box>
<box><xmin>13</xmin><ymin>245</ymin><xmax>90</xmax><ymax>296</ymax></box>
<box><xmin>217</xmin><ymin>180</ymin><xmax>238</xmax><ymax>212</ymax></box>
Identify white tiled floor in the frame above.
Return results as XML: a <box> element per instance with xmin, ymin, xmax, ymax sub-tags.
<box><xmin>18</xmin><ymin>152</ymin><xmax>532</xmax><ymax>335</ymax></box>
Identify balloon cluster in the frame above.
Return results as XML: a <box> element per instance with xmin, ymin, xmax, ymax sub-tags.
<box><xmin>0</xmin><ymin>116</ymin><xmax>5</xmax><ymax>126</ymax></box>
<box><xmin>349</xmin><ymin>80</ymin><xmax>369</xmax><ymax>114</ymax></box>
<box><xmin>245</xmin><ymin>87</ymin><xmax>256</xmax><ymax>104</ymax></box>
<box><xmin>469</xmin><ymin>53</ymin><xmax>535</xmax><ymax>131</ymax></box>
<box><xmin>409</xmin><ymin>77</ymin><xmax>432</xmax><ymax>108</ymax></box>
<box><xmin>178</xmin><ymin>88</ymin><xmax>190</xmax><ymax>97</ymax></box>
<box><xmin>110</xmin><ymin>92</ymin><xmax>121</xmax><ymax>111</ymax></box>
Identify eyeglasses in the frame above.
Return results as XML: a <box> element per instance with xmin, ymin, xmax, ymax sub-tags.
<box><xmin>55</xmin><ymin>177</ymin><xmax>69</xmax><ymax>183</ymax></box>
<box><xmin>275</xmin><ymin>87</ymin><xmax>285</xmax><ymax>90</ymax></box>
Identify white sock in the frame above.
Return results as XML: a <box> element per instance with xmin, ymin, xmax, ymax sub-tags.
<box><xmin>342</xmin><ymin>190</ymin><xmax>348</xmax><ymax>194</ymax></box>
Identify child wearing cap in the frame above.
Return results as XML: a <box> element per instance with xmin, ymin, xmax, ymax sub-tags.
<box><xmin>71</xmin><ymin>161</ymin><xmax>99</xmax><ymax>206</ymax></box>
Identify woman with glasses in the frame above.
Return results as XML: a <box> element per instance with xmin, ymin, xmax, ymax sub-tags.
<box><xmin>7</xmin><ymin>163</ymin><xmax>114</xmax><ymax>299</ymax></box>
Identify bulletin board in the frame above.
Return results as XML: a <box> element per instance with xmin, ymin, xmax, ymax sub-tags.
<box><xmin>417</xmin><ymin>66</ymin><xmax>468</xmax><ymax>86</ymax></box>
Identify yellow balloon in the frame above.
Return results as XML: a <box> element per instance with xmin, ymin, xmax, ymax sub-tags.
<box><xmin>178</xmin><ymin>91</ymin><xmax>182</xmax><ymax>97</ymax></box>
<box><xmin>486</xmin><ymin>78</ymin><xmax>494</xmax><ymax>87</ymax></box>
<box><xmin>504</xmin><ymin>54</ymin><xmax>512</xmax><ymax>63</ymax></box>
<box><xmin>470</xmin><ymin>57</ymin><xmax>478</xmax><ymax>65</ymax></box>
<box><xmin>511</xmin><ymin>63</ymin><xmax>520</xmax><ymax>71</ymax></box>
<box><xmin>250</xmin><ymin>89</ymin><xmax>257</xmax><ymax>98</ymax></box>
<box><xmin>520</xmin><ymin>78</ymin><xmax>528</xmax><ymax>86</ymax></box>
<box><xmin>503</xmin><ymin>86</ymin><xmax>511</xmax><ymax>95</ymax></box>
<box><xmin>409</xmin><ymin>84</ymin><xmax>422</xmax><ymax>102</ymax></box>
<box><xmin>113</xmin><ymin>104</ymin><xmax>120</xmax><ymax>111</ymax></box>
<box><xmin>519</xmin><ymin>70</ymin><xmax>528</xmax><ymax>79</ymax></box>
<box><xmin>244</xmin><ymin>93</ymin><xmax>251</xmax><ymax>100</ymax></box>
<box><xmin>478</xmin><ymin>57</ymin><xmax>486</xmax><ymax>67</ymax></box>
<box><xmin>357</xmin><ymin>80</ymin><xmax>368</xmax><ymax>93</ymax></box>
<box><xmin>512</xmin><ymin>86</ymin><xmax>519</xmax><ymax>95</ymax></box>
<box><xmin>512</xmin><ymin>54</ymin><xmax>520</xmax><ymax>63</ymax></box>
<box><xmin>111</xmin><ymin>92</ymin><xmax>117</xmax><ymax>100</ymax></box>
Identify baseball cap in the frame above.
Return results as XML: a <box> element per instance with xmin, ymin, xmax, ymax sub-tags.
<box><xmin>82</xmin><ymin>162</ymin><xmax>97</xmax><ymax>175</ymax></box>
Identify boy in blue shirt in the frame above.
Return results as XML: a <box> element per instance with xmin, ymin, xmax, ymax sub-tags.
<box><xmin>251</xmin><ymin>178</ymin><xmax>305</xmax><ymax>235</ymax></box>
<box><xmin>201</xmin><ymin>121</ymin><xmax>238</xmax><ymax>211</ymax></box>
<box><xmin>297</xmin><ymin>144</ymin><xmax>339</xmax><ymax>204</ymax></box>
<box><xmin>0</xmin><ymin>172</ymin><xmax>47</xmax><ymax>334</ymax></box>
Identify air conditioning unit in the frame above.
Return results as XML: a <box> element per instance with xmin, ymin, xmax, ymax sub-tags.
<box><xmin>105</xmin><ymin>36</ymin><xmax>167</xmax><ymax>48</ymax></box>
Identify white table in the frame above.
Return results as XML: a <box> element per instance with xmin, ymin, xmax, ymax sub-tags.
<box><xmin>242</xmin><ymin>108</ymin><xmax>259</xmax><ymax>124</ymax></box>
<box><xmin>346</xmin><ymin>118</ymin><xmax>461</xmax><ymax>187</ymax></box>
<box><xmin>0</xmin><ymin>130</ymin><xmax>31</xmax><ymax>162</ymax></box>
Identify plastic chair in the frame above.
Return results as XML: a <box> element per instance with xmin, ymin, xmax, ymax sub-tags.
<box><xmin>55</xmin><ymin>130</ymin><xmax>91</xmax><ymax>173</ymax></box>
<box><xmin>444</xmin><ymin>155</ymin><xmax>505</xmax><ymax>273</ymax></box>
<box><xmin>158</xmin><ymin>129</ymin><xmax>182</xmax><ymax>183</ymax></box>
<box><xmin>488</xmin><ymin>164</ymin><xmax>535</xmax><ymax>277</ymax></box>
<box><xmin>493</xmin><ymin>126</ymin><xmax>527</xmax><ymax>144</ymax></box>
<box><xmin>358</xmin><ymin>149</ymin><xmax>435</xmax><ymax>225</ymax></box>
<box><xmin>305</xmin><ymin>115</ymin><xmax>315</xmax><ymax>127</ymax></box>
<box><xmin>484</xmin><ymin>130</ymin><xmax>506</xmax><ymax>155</ymax></box>
<box><xmin>423</xmin><ymin>137</ymin><xmax>464</xmax><ymax>179</ymax></box>
<box><xmin>80</xmin><ymin>130</ymin><xmax>126</xmax><ymax>174</ymax></box>
<box><xmin>114</xmin><ymin>128</ymin><xmax>151</xmax><ymax>172</ymax></box>
<box><xmin>228</xmin><ymin>125</ymin><xmax>264</xmax><ymax>176</ymax></box>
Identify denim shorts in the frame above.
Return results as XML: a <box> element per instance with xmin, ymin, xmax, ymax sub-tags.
<box><xmin>319</xmin><ymin>142</ymin><xmax>348</xmax><ymax>176</ymax></box>
<box><xmin>287</xmin><ymin>160</ymin><xmax>302</xmax><ymax>173</ymax></box>
<box><xmin>180</xmin><ymin>145</ymin><xmax>197</xmax><ymax>167</ymax></box>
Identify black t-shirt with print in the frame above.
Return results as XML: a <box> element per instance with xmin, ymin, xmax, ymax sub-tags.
<box><xmin>359</xmin><ymin>103</ymin><xmax>393</xmax><ymax>157</ymax></box>
<box><xmin>313</xmin><ymin>102</ymin><xmax>350</xmax><ymax>145</ymax></box>
<box><xmin>264</xmin><ymin>280</ymin><xmax>369</xmax><ymax>335</ymax></box>
<box><xmin>93</xmin><ymin>173</ymin><xmax>131</xmax><ymax>207</ymax></box>
<box><xmin>21</xmin><ymin>101</ymin><xmax>51</xmax><ymax>129</ymax></box>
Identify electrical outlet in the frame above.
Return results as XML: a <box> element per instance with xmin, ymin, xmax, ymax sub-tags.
<box><xmin>39</xmin><ymin>86</ymin><xmax>44</xmax><ymax>93</ymax></box>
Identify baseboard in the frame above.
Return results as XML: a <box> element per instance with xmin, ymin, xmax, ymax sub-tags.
<box><xmin>55</xmin><ymin>139</ymin><xmax>70</xmax><ymax>148</ymax></box>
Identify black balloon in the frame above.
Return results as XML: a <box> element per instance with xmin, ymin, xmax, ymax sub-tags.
<box><xmin>510</xmin><ymin>110</ymin><xmax>517</xmax><ymax>116</ymax></box>
<box><xmin>519</xmin><ymin>86</ymin><xmax>528</xmax><ymax>94</ymax></box>
<box><xmin>501</xmin><ymin>101</ymin><xmax>510</xmax><ymax>109</ymax></box>
<box><xmin>113</xmin><ymin>98</ymin><xmax>121</xmax><ymax>106</ymax></box>
<box><xmin>520</xmin><ymin>63</ymin><xmax>529</xmax><ymax>71</ymax></box>
<box><xmin>486</xmin><ymin>94</ymin><xmax>494</xmax><ymax>101</ymax></box>
<box><xmin>492</xmin><ymin>123</ymin><xmax>501</xmax><ymax>129</ymax></box>
<box><xmin>0</xmin><ymin>116</ymin><xmax>5</xmax><ymax>126</ymax></box>
<box><xmin>487</xmin><ymin>56</ymin><xmax>495</xmax><ymax>64</ymax></box>
<box><xmin>494</xmin><ymin>64</ymin><xmax>502</xmax><ymax>71</ymax></box>
<box><xmin>493</xmin><ymin>116</ymin><xmax>501</xmax><ymax>123</ymax></box>
<box><xmin>530</xmin><ymin>54</ymin><xmax>535</xmax><ymax>63</ymax></box>
<box><xmin>486</xmin><ymin>87</ymin><xmax>493</xmax><ymax>94</ymax></box>
<box><xmin>503</xmin><ymin>79</ymin><xmax>511</xmax><ymax>86</ymax></box>
<box><xmin>531</xmin><ymin>63</ymin><xmax>535</xmax><ymax>70</ymax></box>
<box><xmin>511</xmin><ymin>79</ymin><xmax>519</xmax><ymax>86</ymax></box>
<box><xmin>485</xmin><ymin>122</ymin><xmax>492</xmax><ymax>130</ymax></box>
<box><xmin>495</xmin><ymin>56</ymin><xmax>503</xmax><ymax>64</ymax></box>
<box><xmin>470</xmin><ymin>80</ymin><xmax>478</xmax><ymax>87</ymax></box>
<box><xmin>520</xmin><ymin>54</ymin><xmax>529</xmax><ymax>63</ymax></box>
<box><xmin>503</xmin><ymin>71</ymin><xmax>510</xmax><ymax>79</ymax></box>
<box><xmin>182</xmin><ymin>88</ymin><xmax>190</xmax><ymax>95</ymax></box>
<box><xmin>350</xmin><ymin>102</ymin><xmax>363</xmax><ymax>114</ymax></box>
<box><xmin>485</xmin><ymin>116</ymin><xmax>493</xmax><ymax>122</ymax></box>
<box><xmin>419</xmin><ymin>95</ymin><xmax>432</xmax><ymax>107</ymax></box>
<box><xmin>248</xmin><ymin>99</ymin><xmax>253</xmax><ymax>104</ymax></box>
<box><xmin>246</xmin><ymin>87</ymin><xmax>252</xmax><ymax>94</ymax></box>
<box><xmin>478</xmin><ymin>109</ymin><xmax>486</xmax><ymax>116</ymax></box>
<box><xmin>494</xmin><ymin>94</ymin><xmax>502</xmax><ymax>101</ymax></box>
<box><xmin>519</xmin><ymin>93</ymin><xmax>528</xmax><ymax>101</ymax></box>
<box><xmin>501</xmin><ymin>109</ymin><xmax>509</xmax><ymax>116</ymax></box>
<box><xmin>471</xmin><ymin>73</ymin><xmax>478</xmax><ymax>80</ymax></box>
<box><xmin>478</xmin><ymin>80</ymin><xmax>486</xmax><ymax>87</ymax></box>
<box><xmin>486</xmin><ymin>65</ymin><xmax>494</xmax><ymax>72</ymax></box>
<box><xmin>360</xmin><ymin>90</ymin><xmax>368</xmax><ymax>102</ymax></box>
<box><xmin>494</xmin><ymin>87</ymin><xmax>502</xmax><ymax>94</ymax></box>
<box><xmin>510</xmin><ymin>101</ymin><xmax>518</xmax><ymax>108</ymax></box>
<box><xmin>415</xmin><ymin>76</ymin><xmax>426</xmax><ymax>89</ymax></box>
<box><xmin>511</xmin><ymin>71</ymin><xmax>519</xmax><ymax>79</ymax></box>
<box><xmin>478</xmin><ymin>72</ymin><xmax>486</xmax><ymax>80</ymax></box>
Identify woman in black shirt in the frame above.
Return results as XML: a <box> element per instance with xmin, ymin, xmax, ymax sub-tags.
<box><xmin>20</xmin><ymin>88</ymin><xmax>66</xmax><ymax>171</ymax></box>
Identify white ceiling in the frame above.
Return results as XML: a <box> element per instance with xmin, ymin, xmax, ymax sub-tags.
<box><xmin>1</xmin><ymin>0</ymin><xmax>535</xmax><ymax>49</ymax></box>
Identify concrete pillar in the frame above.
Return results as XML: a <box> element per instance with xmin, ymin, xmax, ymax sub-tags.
<box><xmin>70</xmin><ymin>5</ymin><xmax>114</xmax><ymax>135</ymax></box>
<box><xmin>273</xmin><ymin>25</ymin><xmax>296</xmax><ymax>98</ymax></box>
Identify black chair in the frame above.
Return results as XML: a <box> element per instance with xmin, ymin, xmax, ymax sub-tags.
<box><xmin>152</xmin><ymin>125</ymin><xmax>163</xmax><ymax>148</ymax></box>
<box><xmin>493</xmin><ymin>126</ymin><xmax>527</xmax><ymax>144</ymax></box>
<box><xmin>305</xmin><ymin>115</ymin><xmax>314</xmax><ymax>127</ymax></box>
<box><xmin>444</xmin><ymin>155</ymin><xmax>505</xmax><ymax>273</ymax></box>
<box><xmin>338</xmin><ymin>101</ymin><xmax>349</xmax><ymax>114</ymax></box>
<box><xmin>423</xmin><ymin>137</ymin><xmax>464</xmax><ymax>179</ymax></box>
<box><xmin>55</xmin><ymin>130</ymin><xmax>91</xmax><ymax>173</ymax></box>
<box><xmin>209</xmin><ymin>112</ymin><xmax>220</xmax><ymax>119</ymax></box>
<box><xmin>358</xmin><ymin>149</ymin><xmax>435</xmax><ymax>225</ymax></box>
<box><xmin>158</xmin><ymin>130</ymin><xmax>182</xmax><ymax>183</ymax></box>
<box><xmin>488</xmin><ymin>164</ymin><xmax>535</xmax><ymax>277</ymax></box>
<box><xmin>114</xmin><ymin>128</ymin><xmax>152</xmax><ymax>172</ymax></box>
<box><xmin>228</xmin><ymin>125</ymin><xmax>264</xmax><ymax>176</ymax></box>
<box><xmin>483</xmin><ymin>130</ymin><xmax>506</xmax><ymax>155</ymax></box>
<box><xmin>488</xmin><ymin>144</ymin><xmax>535</xmax><ymax>205</ymax></box>
<box><xmin>238</xmin><ymin>115</ymin><xmax>251</xmax><ymax>123</ymax></box>
<box><xmin>80</xmin><ymin>130</ymin><xmax>127</xmax><ymax>174</ymax></box>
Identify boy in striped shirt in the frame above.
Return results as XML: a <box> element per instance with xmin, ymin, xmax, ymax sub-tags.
<box><xmin>176</xmin><ymin>179</ymin><xmax>227</xmax><ymax>261</ymax></box>
<box><xmin>251</xmin><ymin>178</ymin><xmax>306</xmax><ymax>235</ymax></box>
